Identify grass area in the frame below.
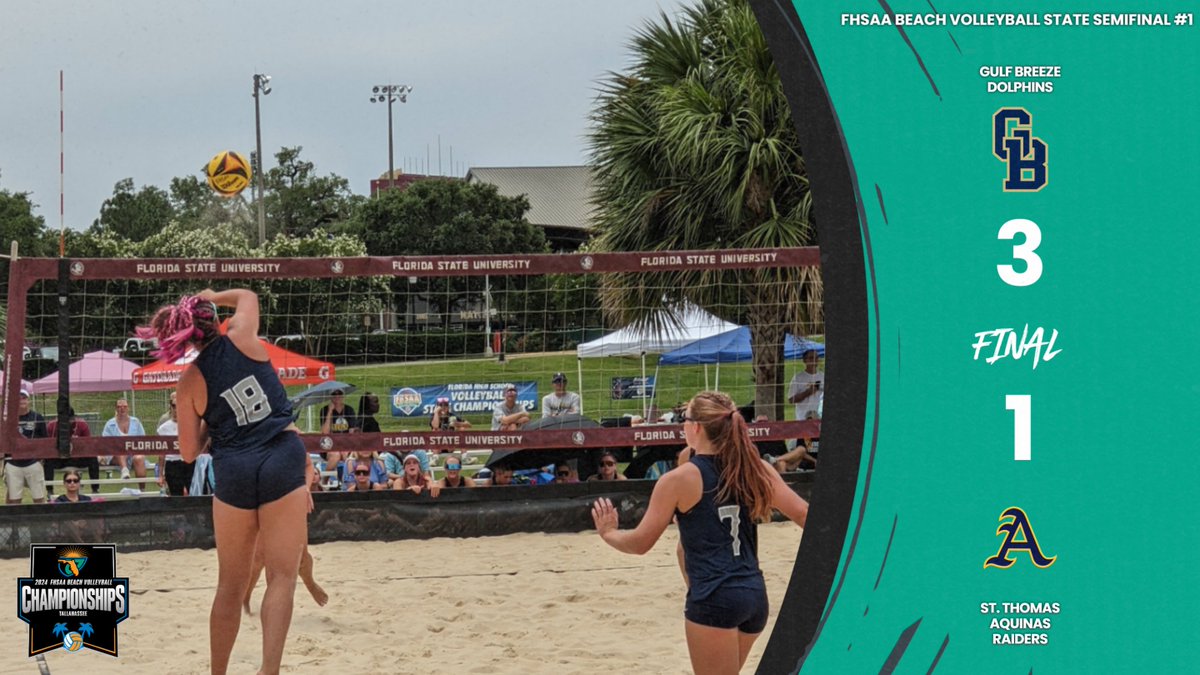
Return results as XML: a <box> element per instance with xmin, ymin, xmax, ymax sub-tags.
<box><xmin>325</xmin><ymin>351</ymin><xmax>803</xmax><ymax>432</ymax></box>
<box><xmin>22</xmin><ymin>350</ymin><xmax>821</xmax><ymax>434</ymax></box>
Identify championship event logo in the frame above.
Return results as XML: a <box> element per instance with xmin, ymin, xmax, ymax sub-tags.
<box><xmin>17</xmin><ymin>544</ymin><xmax>129</xmax><ymax>656</ymax></box>
<box><xmin>392</xmin><ymin>387</ymin><xmax>423</xmax><ymax>415</ymax></box>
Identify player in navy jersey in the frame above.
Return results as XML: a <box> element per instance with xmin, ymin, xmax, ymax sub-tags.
<box><xmin>592</xmin><ymin>391</ymin><xmax>809</xmax><ymax>674</ymax></box>
<box><xmin>138</xmin><ymin>288</ymin><xmax>312</xmax><ymax>675</ymax></box>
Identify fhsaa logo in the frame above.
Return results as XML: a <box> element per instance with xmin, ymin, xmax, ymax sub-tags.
<box><xmin>992</xmin><ymin>108</ymin><xmax>1047</xmax><ymax>192</ymax></box>
<box><xmin>392</xmin><ymin>388</ymin><xmax>423</xmax><ymax>415</ymax></box>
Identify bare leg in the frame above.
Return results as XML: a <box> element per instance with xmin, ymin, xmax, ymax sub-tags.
<box><xmin>242</xmin><ymin>541</ymin><xmax>267</xmax><ymax>615</ymax></box>
<box><xmin>210</xmin><ymin>498</ymin><xmax>259</xmax><ymax>675</ymax></box>
<box><xmin>684</xmin><ymin>620</ymin><xmax>745</xmax><ymax>675</ymax></box>
<box><xmin>133</xmin><ymin>455</ymin><xmax>148</xmax><ymax>492</ymax></box>
<box><xmin>299</xmin><ymin>548</ymin><xmax>328</xmax><ymax>607</ymax></box>
<box><xmin>255</xmin><ymin>486</ymin><xmax>308</xmax><ymax>675</ymax></box>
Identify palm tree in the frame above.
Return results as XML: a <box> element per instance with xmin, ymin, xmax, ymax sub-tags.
<box><xmin>589</xmin><ymin>0</ymin><xmax>821</xmax><ymax>419</ymax></box>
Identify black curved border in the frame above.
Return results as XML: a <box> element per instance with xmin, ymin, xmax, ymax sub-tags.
<box><xmin>750</xmin><ymin>2</ymin><xmax>871</xmax><ymax>673</ymax></box>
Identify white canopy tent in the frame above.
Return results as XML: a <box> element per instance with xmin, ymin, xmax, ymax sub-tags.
<box><xmin>575</xmin><ymin>305</ymin><xmax>738</xmax><ymax>416</ymax></box>
<box><xmin>576</xmin><ymin>305</ymin><xmax>738</xmax><ymax>358</ymax></box>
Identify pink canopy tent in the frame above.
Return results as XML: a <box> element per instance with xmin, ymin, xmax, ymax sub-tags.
<box><xmin>29</xmin><ymin>351</ymin><xmax>142</xmax><ymax>394</ymax></box>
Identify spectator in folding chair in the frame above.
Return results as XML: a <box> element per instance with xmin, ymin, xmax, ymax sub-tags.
<box><xmin>358</xmin><ymin>393</ymin><xmax>382</xmax><ymax>433</ymax></box>
<box><xmin>430</xmin><ymin>396</ymin><xmax>472</xmax><ymax>432</ymax></box>
<box><xmin>491</xmin><ymin>385</ymin><xmax>531</xmax><ymax>431</ymax></box>
<box><xmin>102</xmin><ymin>398</ymin><xmax>148</xmax><ymax>490</ymax></box>
<box><xmin>46</xmin><ymin>406</ymin><xmax>100</xmax><ymax>495</ymax></box>
<box><xmin>431</xmin><ymin>453</ymin><xmax>476</xmax><ymax>496</ymax></box>
<box><xmin>319</xmin><ymin>388</ymin><xmax>357</xmax><ymax>475</ymax></box>
<box><xmin>390</xmin><ymin>453</ymin><xmax>432</xmax><ymax>494</ymax></box>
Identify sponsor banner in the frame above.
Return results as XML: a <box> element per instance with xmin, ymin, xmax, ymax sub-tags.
<box><xmin>610</xmin><ymin>376</ymin><xmax>656</xmax><ymax>400</ymax></box>
<box><xmin>17</xmin><ymin>544</ymin><xmax>129</xmax><ymax>656</ymax></box>
<box><xmin>390</xmin><ymin>381</ymin><xmax>538</xmax><ymax>418</ymax></box>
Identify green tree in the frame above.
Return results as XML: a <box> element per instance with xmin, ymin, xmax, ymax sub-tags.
<box><xmin>170</xmin><ymin>174</ymin><xmax>251</xmax><ymax>233</ymax></box>
<box><xmin>349</xmin><ymin>178</ymin><xmax>549</xmax><ymax>335</ymax></box>
<box><xmin>264</xmin><ymin>147</ymin><xmax>361</xmax><ymax>238</ymax></box>
<box><xmin>588</xmin><ymin>0</ymin><xmax>822</xmax><ymax>420</ymax></box>
<box><xmin>350</xmin><ymin>179</ymin><xmax>544</xmax><ymax>256</ymax></box>
<box><xmin>91</xmin><ymin>178</ymin><xmax>176</xmax><ymax>241</ymax></box>
<box><xmin>0</xmin><ymin>188</ymin><xmax>53</xmax><ymax>257</ymax></box>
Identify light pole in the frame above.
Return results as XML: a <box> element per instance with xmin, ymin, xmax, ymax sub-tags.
<box><xmin>252</xmin><ymin>73</ymin><xmax>271</xmax><ymax>245</ymax></box>
<box><xmin>370</xmin><ymin>84</ymin><xmax>412</xmax><ymax>188</ymax></box>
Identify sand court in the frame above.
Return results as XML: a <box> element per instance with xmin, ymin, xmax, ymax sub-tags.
<box><xmin>1</xmin><ymin>523</ymin><xmax>803</xmax><ymax>674</ymax></box>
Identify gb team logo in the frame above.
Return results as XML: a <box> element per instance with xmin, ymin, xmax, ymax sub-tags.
<box><xmin>984</xmin><ymin>506</ymin><xmax>1057</xmax><ymax>569</ymax></box>
<box><xmin>993</xmin><ymin>108</ymin><xmax>1047</xmax><ymax>192</ymax></box>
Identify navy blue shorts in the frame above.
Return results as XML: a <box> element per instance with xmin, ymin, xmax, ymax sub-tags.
<box><xmin>212</xmin><ymin>432</ymin><xmax>306</xmax><ymax>510</ymax></box>
<box><xmin>685</xmin><ymin>584</ymin><xmax>769</xmax><ymax>634</ymax></box>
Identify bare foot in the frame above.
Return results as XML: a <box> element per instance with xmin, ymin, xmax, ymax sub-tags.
<box><xmin>306</xmin><ymin>581</ymin><xmax>329</xmax><ymax>607</ymax></box>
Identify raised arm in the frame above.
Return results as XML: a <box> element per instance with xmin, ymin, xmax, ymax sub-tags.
<box><xmin>593</xmin><ymin>468</ymin><xmax>689</xmax><ymax>555</ymax></box>
<box><xmin>196</xmin><ymin>288</ymin><xmax>265</xmax><ymax>359</ymax></box>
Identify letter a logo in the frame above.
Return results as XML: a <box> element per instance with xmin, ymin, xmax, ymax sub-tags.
<box><xmin>984</xmin><ymin>506</ymin><xmax>1056</xmax><ymax>569</ymax></box>
<box><xmin>993</xmin><ymin>108</ymin><xmax>1048</xmax><ymax>192</ymax></box>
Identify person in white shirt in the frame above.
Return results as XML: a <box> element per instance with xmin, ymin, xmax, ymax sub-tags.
<box><xmin>156</xmin><ymin>391</ymin><xmax>195</xmax><ymax>495</ymax></box>
<box><xmin>787</xmin><ymin>349</ymin><xmax>824</xmax><ymax>420</ymax></box>
<box><xmin>541</xmin><ymin>372</ymin><xmax>582</xmax><ymax>418</ymax></box>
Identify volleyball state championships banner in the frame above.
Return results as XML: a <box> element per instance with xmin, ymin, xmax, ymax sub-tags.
<box><xmin>753</xmin><ymin>2</ymin><xmax>1198</xmax><ymax>673</ymax></box>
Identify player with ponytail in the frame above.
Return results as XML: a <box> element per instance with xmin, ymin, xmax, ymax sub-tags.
<box><xmin>138</xmin><ymin>289</ymin><xmax>312</xmax><ymax>675</ymax></box>
<box><xmin>592</xmin><ymin>391</ymin><xmax>808</xmax><ymax>674</ymax></box>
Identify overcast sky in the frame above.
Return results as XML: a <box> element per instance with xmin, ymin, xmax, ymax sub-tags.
<box><xmin>0</xmin><ymin>0</ymin><xmax>686</xmax><ymax>230</ymax></box>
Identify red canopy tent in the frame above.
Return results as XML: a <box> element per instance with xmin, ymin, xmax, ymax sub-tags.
<box><xmin>132</xmin><ymin>341</ymin><xmax>335</xmax><ymax>390</ymax></box>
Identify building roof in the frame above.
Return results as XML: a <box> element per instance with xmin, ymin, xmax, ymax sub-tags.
<box><xmin>466</xmin><ymin>166</ymin><xmax>595</xmax><ymax>232</ymax></box>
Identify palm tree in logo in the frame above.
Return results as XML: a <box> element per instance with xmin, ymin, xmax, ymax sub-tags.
<box><xmin>78</xmin><ymin>623</ymin><xmax>94</xmax><ymax>639</ymax></box>
<box><xmin>52</xmin><ymin>623</ymin><xmax>69</xmax><ymax>638</ymax></box>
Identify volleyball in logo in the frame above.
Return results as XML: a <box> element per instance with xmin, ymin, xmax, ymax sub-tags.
<box><xmin>205</xmin><ymin>150</ymin><xmax>252</xmax><ymax>197</ymax></box>
<box><xmin>63</xmin><ymin>631</ymin><xmax>84</xmax><ymax>651</ymax></box>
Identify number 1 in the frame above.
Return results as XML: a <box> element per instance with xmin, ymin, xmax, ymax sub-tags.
<box><xmin>1006</xmin><ymin>395</ymin><xmax>1031</xmax><ymax>461</ymax></box>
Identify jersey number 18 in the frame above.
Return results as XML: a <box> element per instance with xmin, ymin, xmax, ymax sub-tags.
<box><xmin>219</xmin><ymin>375</ymin><xmax>272</xmax><ymax>426</ymax></box>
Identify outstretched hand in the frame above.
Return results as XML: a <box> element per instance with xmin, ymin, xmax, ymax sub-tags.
<box><xmin>591</xmin><ymin>497</ymin><xmax>619</xmax><ymax>537</ymax></box>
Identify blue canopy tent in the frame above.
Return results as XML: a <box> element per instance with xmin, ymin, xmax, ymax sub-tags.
<box><xmin>656</xmin><ymin>327</ymin><xmax>825</xmax><ymax>391</ymax></box>
<box><xmin>658</xmin><ymin>327</ymin><xmax>824</xmax><ymax>366</ymax></box>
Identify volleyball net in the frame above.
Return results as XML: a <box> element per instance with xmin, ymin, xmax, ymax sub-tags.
<box><xmin>2</xmin><ymin>248</ymin><xmax>822</xmax><ymax>464</ymax></box>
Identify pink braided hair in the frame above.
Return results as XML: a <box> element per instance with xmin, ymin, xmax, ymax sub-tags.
<box><xmin>135</xmin><ymin>295</ymin><xmax>219</xmax><ymax>363</ymax></box>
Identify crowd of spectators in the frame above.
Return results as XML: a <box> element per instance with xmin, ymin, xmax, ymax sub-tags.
<box><xmin>4</xmin><ymin>354</ymin><xmax>822</xmax><ymax>504</ymax></box>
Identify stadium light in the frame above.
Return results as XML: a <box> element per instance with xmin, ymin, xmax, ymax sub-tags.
<box><xmin>252</xmin><ymin>73</ymin><xmax>272</xmax><ymax>245</ymax></box>
<box><xmin>370</xmin><ymin>83</ymin><xmax>413</xmax><ymax>187</ymax></box>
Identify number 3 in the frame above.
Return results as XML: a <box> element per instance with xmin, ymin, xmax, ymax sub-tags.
<box><xmin>997</xmin><ymin>218</ymin><xmax>1043</xmax><ymax>286</ymax></box>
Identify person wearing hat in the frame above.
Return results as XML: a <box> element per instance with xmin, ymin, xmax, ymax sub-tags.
<box><xmin>318</xmin><ymin>388</ymin><xmax>358</xmax><ymax>475</ymax></box>
<box><xmin>541</xmin><ymin>372</ymin><xmax>581</xmax><ymax>419</ymax></box>
<box><xmin>7</xmin><ymin>388</ymin><xmax>49</xmax><ymax>504</ymax></box>
<box><xmin>430</xmin><ymin>396</ymin><xmax>471</xmax><ymax>431</ymax></box>
<box><xmin>491</xmin><ymin>385</ymin><xmax>531</xmax><ymax>431</ymax></box>
<box><xmin>390</xmin><ymin>452</ymin><xmax>432</xmax><ymax>494</ymax></box>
